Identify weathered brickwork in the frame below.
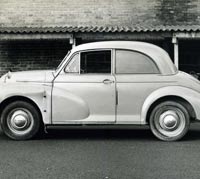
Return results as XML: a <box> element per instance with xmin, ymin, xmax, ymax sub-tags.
<box><xmin>0</xmin><ymin>40</ymin><xmax>70</xmax><ymax>76</ymax></box>
<box><xmin>0</xmin><ymin>0</ymin><xmax>199</xmax><ymax>27</ymax></box>
<box><xmin>156</xmin><ymin>0</ymin><xmax>198</xmax><ymax>25</ymax></box>
<box><xmin>0</xmin><ymin>0</ymin><xmax>199</xmax><ymax>75</ymax></box>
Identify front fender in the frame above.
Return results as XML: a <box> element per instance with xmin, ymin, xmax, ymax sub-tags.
<box><xmin>141</xmin><ymin>86</ymin><xmax>200</xmax><ymax>124</ymax></box>
<box><xmin>0</xmin><ymin>83</ymin><xmax>52</xmax><ymax>124</ymax></box>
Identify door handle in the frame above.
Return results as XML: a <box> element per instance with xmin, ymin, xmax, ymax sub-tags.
<box><xmin>103</xmin><ymin>79</ymin><xmax>114</xmax><ymax>84</ymax></box>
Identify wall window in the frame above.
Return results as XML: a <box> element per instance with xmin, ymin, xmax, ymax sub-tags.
<box><xmin>116</xmin><ymin>50</ymin><xmax>159</xmax><ymax>74</ymax></box>
<box><xmin>80</xmin><ymin>50</ymin><xmax>111</xmax><ymax>73</ymax></box>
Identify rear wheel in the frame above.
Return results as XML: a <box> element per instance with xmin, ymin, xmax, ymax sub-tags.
<box><xmin>1</xmin><ymin>101</ymin><xmax>41</xmax><ymax>140</ymax></box>
<box><xmin>149</xmin><ymin>101</ymin><xmax>190</xmax><ymax>141</ymax></box>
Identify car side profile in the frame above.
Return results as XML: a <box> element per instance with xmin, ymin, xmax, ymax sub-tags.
<box><xmin>0</xmin><ymin>41</ymin><xmax>200</xmax><ymax>141</ymax></box>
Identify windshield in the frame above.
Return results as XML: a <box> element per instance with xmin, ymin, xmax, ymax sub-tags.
<box><xmin>56</xmin><ymin>50</ymin><xmax>71</xmax><ymax>71</ymax></box>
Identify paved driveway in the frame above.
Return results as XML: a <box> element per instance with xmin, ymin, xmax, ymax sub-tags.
<box><xmin>0</xmin><ymin>124</ymin><xmax>200</xmax><ymax>179</ymax></box>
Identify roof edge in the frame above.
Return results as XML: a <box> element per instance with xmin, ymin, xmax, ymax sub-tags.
<box><xmin>0</xmin><ymin>26</ymin><xmax>200</xmax><ymax>34</ymax></box>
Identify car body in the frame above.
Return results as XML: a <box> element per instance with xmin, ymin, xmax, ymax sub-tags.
<box><xmin>1</xmin><ymin>41</ymin><xmax>200</xmax><ymax>141</ymax></box>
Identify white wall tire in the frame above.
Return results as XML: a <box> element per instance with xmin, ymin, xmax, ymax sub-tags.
<box><xmin>150</xmin><ymin>101</ymin><xmax>190</xmax><ymax>141</ymax></box>
<box><xmin>1</xmin><ymin>101</ymin><xmax>41</xmax><ymax>140</ymax></box>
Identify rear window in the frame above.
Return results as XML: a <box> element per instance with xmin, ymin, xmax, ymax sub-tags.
<box><xmin>116</xmin><ymin>50</ymin><xmax>159</xmax><ymax>74</ymax></box>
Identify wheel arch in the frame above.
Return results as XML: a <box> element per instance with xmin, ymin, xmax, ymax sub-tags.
<box><xmin>146</xmin><ymin>95</ymin><xmax>196</xmax><ymax>124</ymax></box>
<box><xmin>0</xmin><ymin>96</ymin><xmax>43</xmax><ymax>124</ymax></box>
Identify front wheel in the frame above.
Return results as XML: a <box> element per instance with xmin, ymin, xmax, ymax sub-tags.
<box><xmin>1</xmin><ymin>101</ymin><xmax>41</xmax><ymax>140</ymax></box>
<box><xmin>149</xmin><ymin>101</ymin><xmax>190</xmax><ymax>141</ymax></box>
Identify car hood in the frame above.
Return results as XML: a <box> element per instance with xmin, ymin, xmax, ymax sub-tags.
<box><xmin>1</xmin><ymin>70</ymin><xmax>55</xmax><ymax>83</ymax></box>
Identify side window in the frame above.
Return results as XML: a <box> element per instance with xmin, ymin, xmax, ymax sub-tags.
<box><xmin>80</xmin><ymin>50</ymin><xmax>111</xmax><ymax>74</ymax></box>
<box><xmin>65</xmin><ymin>53</ymin><xmax>79</xmax><ymax>73</ymax></box>
<box><xmin>116</xmin><ymin>50</ymin><xmax>159</xmax><ymax>74</ymax></box>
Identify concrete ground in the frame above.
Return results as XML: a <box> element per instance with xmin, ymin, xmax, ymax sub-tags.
<box><xmin>0</xmin><ymin>124</ymin><xmax>200</xmax><ymax>179</ymax></box>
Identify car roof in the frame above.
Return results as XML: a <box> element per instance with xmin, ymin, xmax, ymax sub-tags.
<box><xmin>71</xmin><ymin>41</ymin><xmax>177</xmax><ymax>75</ymax></box>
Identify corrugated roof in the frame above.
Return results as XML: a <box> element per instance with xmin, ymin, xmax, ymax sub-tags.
<box><xmin>1</xmin><ymin>1</ymin><xmax>200</xmax><ymax>34</ymax></box>
<box><xmin>0</xmin><ymin>25</ymin><xmax>200</xmax><ymax>33</ymax></box>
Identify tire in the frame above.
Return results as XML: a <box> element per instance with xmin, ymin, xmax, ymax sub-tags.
<box><xmin>1</xmin><ymin>101</ymin><xmax>41</xmax><ymax>140</ymax></box>
<box><xmin>149</xmin><ymin>101</ymin><xmax>190</xmax><ymax>141</ymax></box>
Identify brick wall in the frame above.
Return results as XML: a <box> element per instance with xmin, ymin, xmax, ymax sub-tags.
<box><xmin>0</xmin><ymin>0</ymin><xmax>199</xmax><ymax>75</ymax></box>
<box><xmin>0</xmin><ymin>40</ymin><xmax>71</xmax><ymax>76</ymax></box>
<box><xmin>0</xmin><ymin>0</ymin><xmax>199</xmax><ymax>28</ymax></box>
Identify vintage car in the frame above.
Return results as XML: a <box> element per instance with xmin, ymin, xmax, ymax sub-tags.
<box><xmin>0</xmin><ymin>41</ymin><xmax>200</xmax><ymax>141</ymax></box>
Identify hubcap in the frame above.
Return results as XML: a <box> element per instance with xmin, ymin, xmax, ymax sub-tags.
<box><xmin>11</xmin><ymin>111</ymin><xmax>29</xmax><ymax>129</ymax></box>
<box><xmin>7</xmin><ymin>108</ymin><xmax>33</xmax><ymax>134</ymax></box>
<box><xmin>159</xmin><ymin>110</ymin><xmax>179</xmax><ymax>130</ymax></box>
<box><xmin>155</xmin><ymin>108</ymin><xmax>186</xmax><ymax>138</ymax></box>
<box><xmin>163</xmin><ymin>115</ymin><xmax>177</xmax><ymax>128</ymax></box>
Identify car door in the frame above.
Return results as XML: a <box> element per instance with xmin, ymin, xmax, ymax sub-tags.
<box><xmin>115</xmin><ymin>49</ymin><xmax>165</xmax><ymax>124</ymax></box>
<box><xmin>52</xmin><ymin>49</ymin><xmax>116</xmax><ymax>124</ymax></box>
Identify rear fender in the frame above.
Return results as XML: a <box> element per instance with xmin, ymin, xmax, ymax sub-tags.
<box><xmin>141</xmin><ymin>86</ymin><xmax>200</xmax><ymax>124</ymax></box>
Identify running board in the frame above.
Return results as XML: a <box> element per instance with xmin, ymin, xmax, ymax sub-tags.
<box><xmin>45</xmin><ymin>124</ymin><xmax>147</xmax><ymax>130</ymax></box>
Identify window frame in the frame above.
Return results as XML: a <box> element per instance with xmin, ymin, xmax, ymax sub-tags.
<box><xmin>64</xmin><ymin>52</ymin><xmax>80</xmax><ymax>74</ymax></box>
<box><xmin>63</xmin><ymin>49</ymin><xmax>114</xmax><ymax>75</ymax></box>
<box><xmin>114</xmin><ymin>49</ymin><xmax>161</xmax><ymax>75</ymax></box>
